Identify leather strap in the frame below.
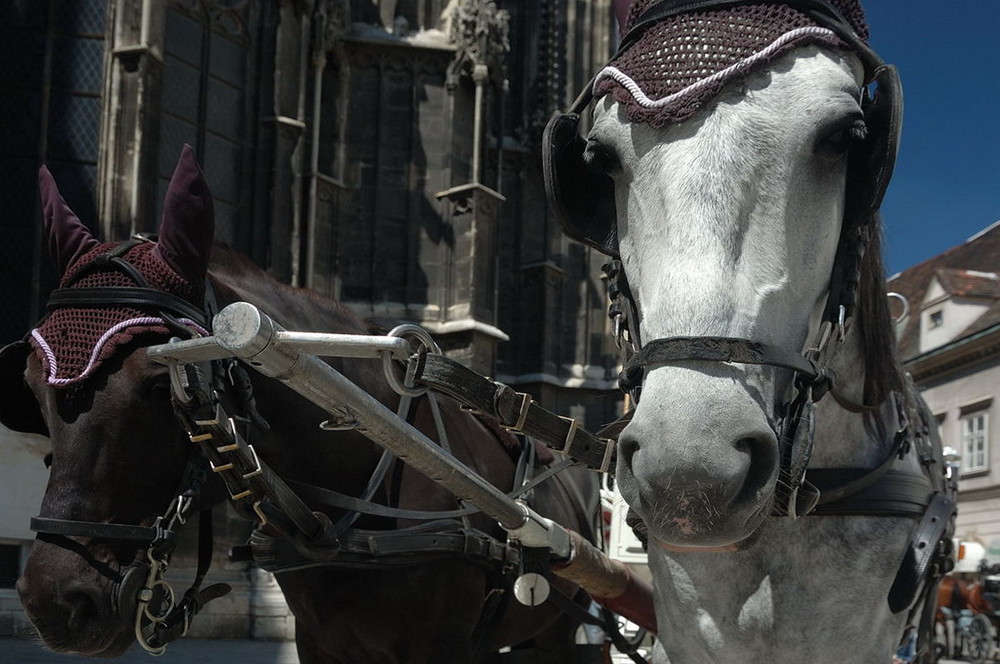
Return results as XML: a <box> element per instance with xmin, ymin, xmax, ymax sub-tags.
<box><xmin>623</xmin><ymin>336</ymin><xmax>829</xmax><ymax>385</ymax></box>
<box><xmin>412</xmin><ymin>353</ymin><xmax>615</xmax><ymax>472</ymax></box>
<box><xmin>545</xmin><ymin>588</ymin><xmax>650</xmax><ymax>664</ymax></box>
<box><xmin>31</xmin><ymin>516</ymin><xmax>170</xmax><ymax>543</ymax></box>
<box><xmin>47</xmin><ymin>287</ymin><xmax>208</xmax><ymax>326</ymax></box>
<box><xmin>249</xmin><ymin>521</ymin><xmax>518</xmax><ymax>573</ymax></box>
<box><xmin>286</xmin><ymin>458</ymin><xmax>578</xmax><ymax>522</ymax></box>
<box><xmin>808</xmin><ymin>468</ymin><xmax>932</xmax><ymax>518</ymax></box>
<box><xmin>811</xmin><ymin>422</ymin><xmax>908</xmax><ymax>508</ymax></box>
<box><xmin>146</xmin><ymin>510</ymin><xmax>232</xmax><ymax>648</ymax></box>
<box><xmin>887</xmin><ymin>492</ymin><xmax>956</xmax><ymax>614</ymax></box>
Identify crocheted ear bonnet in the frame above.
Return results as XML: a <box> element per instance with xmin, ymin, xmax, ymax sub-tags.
<box><xmin>597</xmin><ymin>0</ymin><xmax>870</xmax><ymax>127</ymax></box>
<box><xmin>30</xmin><ymin>242</ymin><xmax>205</xmax><ymax>387</ymax></box>
<box><xmin>31</xmin><ymin>147</ymin><xmax>213</xmax><ymax>387</ymax></box>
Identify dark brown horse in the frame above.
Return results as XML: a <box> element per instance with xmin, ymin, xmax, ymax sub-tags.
<box><xmin>5</xmin><ymin>147</ymin><xmax>600</xmax><ymax>662</ymax></box>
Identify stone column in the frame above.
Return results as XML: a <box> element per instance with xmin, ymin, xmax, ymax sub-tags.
<box><xmin>97</xmin><ymin>0</ymin><xmax>167</xmax><ymax>240</ymax></box>
<box><xmin>432</xmin><ymin>0</ymin><xmax>510</xmax><ymax>375</ymax></box>
<box><xmin>262</xmin><ymin>0</ymin><xmax>313</xmax><ymax>284</ymax></box>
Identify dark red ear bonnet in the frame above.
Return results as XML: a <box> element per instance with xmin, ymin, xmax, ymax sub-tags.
<box><xmin>30</xmin><ymin>146</ymin><xmax>212</xmax><ymax>386</ymax></box>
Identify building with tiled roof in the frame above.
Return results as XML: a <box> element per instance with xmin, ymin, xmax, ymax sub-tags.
<box><xmin>888</xmin><ymin>221</ymin><xmax>1000</xmax><ymax>563</ymax></box>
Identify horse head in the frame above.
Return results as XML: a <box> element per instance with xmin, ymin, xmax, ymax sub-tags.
<box><xmin>546</xmin><ymin>0</ymin><xmax>901</xmax><ymax>550</ymax></box>
<box><xmin>610</xmin><ymin>48</ymin><xmax>875</xmax><ymax>549</ymax></box>
<box><xmin>6</xmin><ymin>146</ymin><xmax>216</xmax><ymax>656</ymax></box>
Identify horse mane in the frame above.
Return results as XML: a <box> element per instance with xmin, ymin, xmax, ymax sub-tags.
<box><xmin>855</xmin><ymin>217</ymin><xmax>905</xmax><ymax>407</ymax></box>
<box><xmin>206</xmin><ymin>243</ymin><xmax>372</xmax><ymax>335</ymax></box>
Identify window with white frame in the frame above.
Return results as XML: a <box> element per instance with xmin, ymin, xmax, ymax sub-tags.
<box><xmin>961</xmin><ymin>411</ymin><xmax>989</xmax><ymax>474</ymax></box>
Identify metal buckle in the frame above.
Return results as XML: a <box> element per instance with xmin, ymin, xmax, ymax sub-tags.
<box><xmin>557</xmin><ymin>416</ymin><xmax>579</xmax><ymax>453</ymax></box>
<box><xmin>252</xmin><ymin>500</ymin><xmax>269</xmax><ymax>527</ymax></box>
<box><xmin>598</xmin><ymin>438</ymin><xmax>615</xmax><ymax>474</ymax></box>
<box><xmin>836</xmin><ymin>304</ymin><xmax>847</xmax><ymax>344</ymax></box>
<box><xmin>241</xmin><ymin>445</ymin><xmax>263</xmax><ymax>480</ymax></box>
<box><xmin>209</xmin><ymin>460</ymin><xmax>234</xmax><ymax>473</ymax></box>
<box><xmin>502</xmin><ymin>392</ymin><xmax>532</xmax><ymax>432</ymax></box>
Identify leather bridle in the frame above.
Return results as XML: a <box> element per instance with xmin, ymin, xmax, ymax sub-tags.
<box><xmin>25</xmin><ymin>237</ymin><xmax>234</xmax><ymax>653</ymax></box>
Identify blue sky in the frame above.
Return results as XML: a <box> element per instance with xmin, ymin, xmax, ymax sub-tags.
<box><xmin>864</xmin><ymin>1</ymin><xmax>1000</xmax><ymax>276</ymax></box>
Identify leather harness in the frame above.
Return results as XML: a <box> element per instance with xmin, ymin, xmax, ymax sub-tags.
<box><xmin>18</xmin><ymin>238</ymin><xmax>595</xmax><ymax>655</ymax></box>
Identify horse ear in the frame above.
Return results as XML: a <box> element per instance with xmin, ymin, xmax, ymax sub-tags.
<box><xmin>38</xmin><ymin>166</ymin><xmax>100</xmax><ymax>275</ymax></box>
<box><xmin>154</xmin><ymin>144</ymin><xmax>215</xmax><ymax>282</ymax></box>
<box><xmin>613</xmin><ymin>0</ymin><xmax>632</xmax><ymax>32</ymax></box>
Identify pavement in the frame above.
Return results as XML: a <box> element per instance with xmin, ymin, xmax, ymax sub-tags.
<box><xmin>0</xmin><ymin>637</ymin><xmax>979</xmax><ymax>663</ymax></box>
<box><xmin>0</xmin><ymin>637</ymin><xmax>300</xmax><ymax>664</ymax></box>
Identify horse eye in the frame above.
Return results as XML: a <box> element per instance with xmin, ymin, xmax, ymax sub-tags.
<box><xmin>583</xmin><ymin>139</ymin><xmax>619</xmax><ymax>175</ymax></box>
<box><xmin>43</xmin><ymin>452</ymin><xmax>52</xmax><ymax>468</ymax></box>
<box><xmin>141</xmin><ymin>374</ymin><xmax>172</xmax><ymax>400</ymax></box>
<box><xmin>819</xmin><ymin>118</ymin><xmax>868</xmax><ymax>156</ymax></box>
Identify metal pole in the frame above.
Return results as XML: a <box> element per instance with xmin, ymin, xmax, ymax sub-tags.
<box><xmin>148</xmin><ymin>331</ymin><xmax>413</xmax><ymax>364</ymax></box>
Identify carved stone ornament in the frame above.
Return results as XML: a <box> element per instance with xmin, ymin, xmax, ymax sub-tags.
<box><xmin>447</xmin><ymin>0</ymin><xmax>509</xmax><ymax>79</ymax></box>
<box><xmin>169</xmin><ymin>0</ymin><xmax>253</xmax><ymax>43</ymax></box>
<box><xmin>320</xmin><ymin>0</ymin><xmax>351</xmax><ymax>47</ymax></box>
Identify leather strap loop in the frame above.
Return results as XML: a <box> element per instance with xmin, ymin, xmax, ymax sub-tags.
<box><xmin>887</xmin><ymin>492</ymin><xmax>957</xmax><ymax>614</ymax></box>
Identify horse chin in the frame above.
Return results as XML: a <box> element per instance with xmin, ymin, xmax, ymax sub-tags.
<box><xmin>642</xmin><ymin>505</ymin><xmax>768</xmax><ymax>550</ymax></box>
<box><xmin>24</xmin><ymin>608</ymin><xmax>133</xmax><ymax>659</ymax></box>
<box><xmin>620</xmin><ymin>474</ymin><xmax>773</xmax><ymax>550</ymax></box>
<box><xmin>655</xmin><ymin>524</ymin><xmax>765</xmax><ymax>553</ymax></box>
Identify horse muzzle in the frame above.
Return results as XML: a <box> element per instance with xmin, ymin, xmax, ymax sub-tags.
<box><xmin>615</xmin><ymin>367</ymin><xmax>780</xmax><ymax>548</ymax></box>
<box><xmin>17</xmin><ymin>545</ymin><xmax>135</xmax><ymax>658</ymax></box>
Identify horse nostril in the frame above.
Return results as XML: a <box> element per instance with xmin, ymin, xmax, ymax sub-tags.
<box><xmin>66</xmin><ymin>589</ymin><xmax>103</xmax><ymax>631</ymax></box>
<box><xmin>617</xmin><ymin>432</ymin><xmax>639</xmax><ymax>470</ymax></box>
<box><xmin>733</xmin><ymin>433</ymin><xmax>779</xmax><ymax>504</ymax></box>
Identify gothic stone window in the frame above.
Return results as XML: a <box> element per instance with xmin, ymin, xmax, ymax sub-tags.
<box><xmin>158</xmin><ymin>0</ymin><xmax>256</xmax><ymax>247</ymax></box>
